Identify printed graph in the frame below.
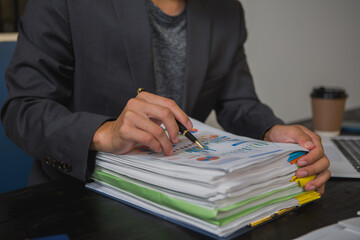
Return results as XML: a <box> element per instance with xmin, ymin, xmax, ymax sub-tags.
<box><xmin>134</xmin><ymin>131</ymin><xmax>275</xmax><ymax>164</ymax></box>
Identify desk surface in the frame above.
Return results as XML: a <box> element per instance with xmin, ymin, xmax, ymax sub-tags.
<box><xmin>1</xmin><ymin>107</ymin><xmax>360</xmax><ymax>240</ymax></box>
<box><xmin>1</xmin><ymin>178</ymin><xmax>359</xmax><ymax>240</ymax></box>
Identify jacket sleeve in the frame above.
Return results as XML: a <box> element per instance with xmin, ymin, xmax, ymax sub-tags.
<box><xmin>215</xmin><ymin>2</ymin><xmax>284</xmax><ymax>139</ymax></box>
<box><xmin>0</xmin><ymin>0</ymin><xmax>112</xmax><ymax>181</ymax></box>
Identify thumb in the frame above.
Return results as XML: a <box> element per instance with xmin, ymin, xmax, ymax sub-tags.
<box><xmin>291</xmin><ymin>128</ymin><xmax>315</xmax><ymax>150</ymax></box>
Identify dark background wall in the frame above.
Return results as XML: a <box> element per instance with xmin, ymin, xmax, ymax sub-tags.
<box><xmin>0</xmin><ymin>0</ymin><xmax>27</xmax><ymax>32</ymax></box>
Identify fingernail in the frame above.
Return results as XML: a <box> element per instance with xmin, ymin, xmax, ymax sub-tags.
<box><xmin>297</xmin><ymin>170</ymin><xmax>308</xmax><ymax>177</ymax></box>
<box><xmin>297</xmin><ymin>160</ymin><xmax>307</xmax><ymax>166</ymax></box>
<box><xmin>308</xmin><ymin>185</ymin><xmax>316</xmax><ymax>191</ymax></box>
<box><xmin>305</xmin><ymin>141</ymin><xmax>315</xmax><ymax>149</ymax></box>
<box><xmin>174</xmin><ymin>136</ymin><xmax>179</xmax><ymax>143</ymax></box>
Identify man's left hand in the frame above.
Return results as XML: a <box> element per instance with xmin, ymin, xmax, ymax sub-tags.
<box><xmin>264</xmin><ymin>125</ymin><xmax>331</xmax><ymax>195</ymax></box>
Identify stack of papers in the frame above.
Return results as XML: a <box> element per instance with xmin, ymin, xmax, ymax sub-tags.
<box><xmin>86</xmin><ymin>119</ymin><xmax>320</xmax><ymax>239</ymax></box>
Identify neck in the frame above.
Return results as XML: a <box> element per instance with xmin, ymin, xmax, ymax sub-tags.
<box><xmin>151</xmin><ymin>0</ymin><xmax>186</xmax><ymax>16</ymax></box>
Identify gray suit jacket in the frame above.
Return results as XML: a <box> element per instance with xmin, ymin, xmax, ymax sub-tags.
<box><xmin>1</xmin><ymin>0</ymin><xmax>283</xmax><ymax>185</ymax></box>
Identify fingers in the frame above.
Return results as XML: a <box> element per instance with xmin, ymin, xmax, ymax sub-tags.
<box><xmin>119</xmin><ymin>103</ymin><xmax>178</xmax><ymax>155</ymax></box>
<box><xmin>266</xmin><ymin>124</ymin><xmax>331</xmax><ymax>195</ymax></box>
<box><xmin>109</xmin><ymin>93</ymin><xmax>191</xmax><ymax>156</ymax></box>
<box><xmin>117</xmin><ymin>123</ymin><xmax>162</xmax><ymax>153</ymax></box>
<box><xmin>142</xmin><ymin>104</ymin><xmax>180</xmax><ymax>144</ymax></box>
<box><xmin>119</xmin><ymin>113</ymin><xmax>173</xmax><ymax>155</ymax></box>
<box><xmin>297</xmin><ymin>125</ymin><xmax>321</xmax><ymax>149</ymax></box>
<box><xmin>137</xmin><ymin>91</ymin><xmax>193</xmax><ymax>129</ymax></box>
<box><xmin>304</xmin><ymin>169</ymin><xmax>331</xmax><ymax>195</ymax></box>
<box><xmin>127</xmin><ymin>97</ymin><xmax>180</xmax><ymax>144</ymax></box>
<box><xmin>296</xmin><ymin>142</ymin><xmax>324</xmax><ymax>167</ymax></box>
<box><xmin>295</xmin><ymin>126</ymin><xmax>327</xmax><ymax>168</ymax></box>
<box><xmin>264</xmin><ymin>125</ymin><xmax>315</xmax><ymax>150</ymax></box>
<box><xmin>286</xmin><ymin>125</ymin><xmax>315</xmax><ymax>150</ymax></box>
<box><xmin>296</xmin><ymin>154</ymin><xmax>330</xmax><ymax>177</ymax></box>
<box><xmin>292</xmin><ymin>127</ymin><xmax>330</xmax><ymax>194</ymax></box>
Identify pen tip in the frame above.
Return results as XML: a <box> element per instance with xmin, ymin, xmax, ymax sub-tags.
<box><xmin>195</xmin><ymin>140</ymin><xmax>205</xmax><ymax>150</ymax></box>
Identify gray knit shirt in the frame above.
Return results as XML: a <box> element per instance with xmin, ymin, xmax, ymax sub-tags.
<box><xmin>145</xmin><ymin>0</ymin><xmax>187</xmax><ymax>108</ymax></box>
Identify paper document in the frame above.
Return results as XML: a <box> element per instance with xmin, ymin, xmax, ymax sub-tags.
<box><xmin>87</xmin><ymin>118</ymin><xmax>320</xmax><ymax>239</ymax></box>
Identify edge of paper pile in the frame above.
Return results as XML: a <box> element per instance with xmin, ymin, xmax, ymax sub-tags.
<box><xmin>92</xmin><ymin>170</ymin><xmax>312</xmax><ymax>226</ymax></box>
<box><xmin>86</xmin><ymin>181</ymin><xmax>317</xmax><ymax>240</ymax></box>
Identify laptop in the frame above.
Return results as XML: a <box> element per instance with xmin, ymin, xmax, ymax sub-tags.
<box><xmin>322</xmin><ymin>136</ymin><xmax>360</xmax><ymax>178</ymax></box>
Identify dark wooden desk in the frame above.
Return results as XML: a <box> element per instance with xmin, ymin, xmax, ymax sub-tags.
<box><xmin>1</xmin><ymin>178</ymin><xmax>359</xmax><ymax>240</ymax></box>
<box><xmin>1</xmin><ymin>107</ymin><xmax>359</xmax><ymax>240</ymax></box>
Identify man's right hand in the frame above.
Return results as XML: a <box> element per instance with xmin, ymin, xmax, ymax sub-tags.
<box><xmin>90</xmin><ymin>92</ymin><xmax>192</xmax><ymax>156</ymax></box>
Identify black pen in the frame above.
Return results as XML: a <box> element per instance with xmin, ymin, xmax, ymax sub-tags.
<box><xmin>137</xmin><ymin>88</ymin><xmax>205</xmax><ymax>150</ymax></box>
<box><xmin>175</xmin><ymin>119</ymin><xmax>205</xmax><ymax>150</ymax></box>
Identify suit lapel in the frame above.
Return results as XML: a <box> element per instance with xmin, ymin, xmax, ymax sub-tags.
<box><xmin>111</xmin><ymin>0</ymin><xmax>155</xmax><ymax>93</ymax></box>
<box><xmin>184</xmin><ymin>0</ymin><xmax>211</xmax><ymax>113</ymax></box>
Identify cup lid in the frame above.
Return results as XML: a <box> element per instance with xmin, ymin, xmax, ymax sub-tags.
<box><xmin>310</xmin><ymin>87</ymin><xmax>348</xmax><ymax>99</ymax></box>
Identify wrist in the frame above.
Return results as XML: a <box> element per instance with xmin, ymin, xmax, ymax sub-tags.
<box><xmin>90</xmin><ymin>121</ymin><xmax>114</xmax><ymax>151</ymax></box>
<box><xmin>263</xmin><ymin>124</ymin><xmax>281</xmax><ymax>142</ymax></box>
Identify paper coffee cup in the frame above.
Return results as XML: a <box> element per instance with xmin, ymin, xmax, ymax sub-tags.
<box><xmin>311</xmin><ymin>87</ymin><xmax>347</xmax><ymax>137</ymax></box>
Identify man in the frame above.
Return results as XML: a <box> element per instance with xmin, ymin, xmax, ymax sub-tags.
<box><xmin>1</xmin><ymin>0</ymin><xmax>330</xmax><ymax>194</ymax></box>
